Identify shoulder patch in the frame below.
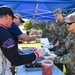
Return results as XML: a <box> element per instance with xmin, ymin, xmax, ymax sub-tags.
<box><xmin>2</xmin><ymin>39</ymin><xmax>15</xmax><ymax>49</ymax></box>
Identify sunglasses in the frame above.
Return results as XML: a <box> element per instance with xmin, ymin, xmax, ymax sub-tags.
<box><xmin>67</xmin><ymin>22</ymin><xmax>75</xmax><ymax>25</ymax></box>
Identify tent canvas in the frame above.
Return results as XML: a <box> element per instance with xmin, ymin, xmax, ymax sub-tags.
<box><xmin>0</xmin><ymin>0</ymin><xmax>75</xmax><ymax>20</ymax></box>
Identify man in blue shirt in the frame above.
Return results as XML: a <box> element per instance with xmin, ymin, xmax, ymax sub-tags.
<box><xmin>8</xmin><ymin>13</ymin><xmax>38</xmax><ymax>48</ymax></box>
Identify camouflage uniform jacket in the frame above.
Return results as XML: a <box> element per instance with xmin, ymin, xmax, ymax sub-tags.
<box><xmin>54</xmin><ymin>20</ymin><xmax>69</xmax><ymax>55</ymax></box>
<box><xmin>54</xmin><ymin>32</ymin><xmax>75</xmax><ymax>75</ymax></box>
<box><xmin>55</xmin><ymin>20</ymin><xmax>68</xmax><ymax>46</ymax></box>
<box><xmin>42</xmin><ymin>28</ymin><xmax>58</xmax><ymax>44</ymax></box>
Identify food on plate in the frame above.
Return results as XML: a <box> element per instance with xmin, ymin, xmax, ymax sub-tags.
<box><xmin>25</xmin><ymin>57</ymin><xmax>44</xmax><ymax>68</ymax></box>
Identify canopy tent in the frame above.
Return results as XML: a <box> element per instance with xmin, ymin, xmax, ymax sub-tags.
<box><xmin>0</xmin><ymin>0</ymin><xmax>75</xmax><ymax>20</ymax></box>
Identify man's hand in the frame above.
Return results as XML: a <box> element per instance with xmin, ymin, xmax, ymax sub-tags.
<box><xmin>35</xmin><ymin>38</ymin><xmax>40</xmax><ymax>43</ymax></box>
<box><xmin>37</xmin><ymin>48</ymin><xmax>45</xmax><ymax>57</ymax></box>
<box><xmin>54</xmin><ymin>40</ymin><xmax>59</xmax><ymax>48</ymax></box>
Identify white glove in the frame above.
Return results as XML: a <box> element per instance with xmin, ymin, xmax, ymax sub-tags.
<box><xmin>37</xmin><ymin>48</ymin><xmax>45</xmax><ymax>57</ymax></box>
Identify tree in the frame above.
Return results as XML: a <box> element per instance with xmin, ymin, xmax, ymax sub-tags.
<box><xmin>23</xmin><ymin>19</ymin><xmax>46</xmax><ymax>30</ymax></box>
<box><xmin>24</xmin><ymin>20</ymin><xmax>32</xmax><ymax>30</ymax></box>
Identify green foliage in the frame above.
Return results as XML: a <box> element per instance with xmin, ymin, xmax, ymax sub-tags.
<box><xmin>23</xmin><ymin>20</ymin><xmax>32</xmax><ymax>30</ymax></box>
<box><xmin>23</xmin><ymin>19</ymin><xmax>46</xmax><ymax>30</ymax></box>
<box><xmin>33</xmin><ymin>20</ymin><xmax>46</xmax><ymax>30</ymax></box>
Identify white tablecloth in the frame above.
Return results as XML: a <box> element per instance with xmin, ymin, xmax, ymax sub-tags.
<box><xmin>16</xmin><ymin>65</ymin><xmax>65</xmax><ymax>75</ymax></box>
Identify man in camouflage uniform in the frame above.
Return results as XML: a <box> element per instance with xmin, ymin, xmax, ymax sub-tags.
<box><xmin>42</xmin><ymin>21</ymin><xmax>58</xmax><ymax>45</ymax></box>
<box><xmin>54</xmin><ymin>15</ymin><xmax>75</xmax><ymax>75</ymax></box>
<box><xmin>53</xmin><ymin>8</ymin><xmax>69</xmax><ymax>71</ymax></box>
<box><xmin>53</xmin><ymin>8</ymin><xmax>69</xmax><ymax>51</ymax></box>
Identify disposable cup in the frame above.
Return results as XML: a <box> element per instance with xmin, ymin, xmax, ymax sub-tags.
<box><xmin>42</xmin><ymin>60</ymin><xmax>53</xmax><ymax>75</ymax></box>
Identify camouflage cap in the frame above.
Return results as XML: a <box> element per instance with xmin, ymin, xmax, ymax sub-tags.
<box><xmin>65</xmin><ymin>15</ymin><xmax>75</xmax><ymax>23</ymax></box>
<box><xmin>53</xmin><ymin>8</ymin><xmax>62</xmax><ymax>16</ymax></box>
<box><xmin>47</xmin><ymin>21</ymin><xmax>52</xmax><ymax>27</ymax></box>
<box><xmin>14</xmin><ymin>13</ymin><xmax>25</xmax><ymax>23</ymax></box>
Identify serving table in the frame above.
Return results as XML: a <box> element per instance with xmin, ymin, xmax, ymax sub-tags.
<box><xmin>16</xmin><ymin>65</ymin><xmax>65</xmax><ymax>75</ymax></box>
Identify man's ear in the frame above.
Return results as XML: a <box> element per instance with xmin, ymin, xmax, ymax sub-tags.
<box><xmin>4</xmin><ymin>14</ymin><xmax>9</xmax><ymax>20</ymax></box>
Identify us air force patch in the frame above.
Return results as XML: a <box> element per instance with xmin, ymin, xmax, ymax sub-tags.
<box><xmin>2</xmin><ymin>38</ymin><xmax>15</xmax><ymax>49</ymax></box>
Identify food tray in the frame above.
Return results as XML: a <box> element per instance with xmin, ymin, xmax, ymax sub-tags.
<box><xmin>25</xmin><ymin>57</ymin><xmax>44</xmax><ymax>72</ymax></box>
